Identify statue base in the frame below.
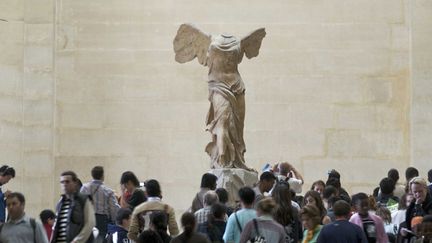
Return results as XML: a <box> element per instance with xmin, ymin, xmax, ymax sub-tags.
<box><xmin>209</xmin><ymin>168</ymin><xmax>258</xmax><ymax>207</ymax></box>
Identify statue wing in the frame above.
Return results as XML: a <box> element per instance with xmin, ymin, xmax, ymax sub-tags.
<box><xmin>241</xmin><ymin>28</ymin><xmax>266</xmax><ymax>59</ymax></box>
<box><xmin>173</xmin><ymin>23</ymin><xmax>211</xmax><ymax>66</ymax></box>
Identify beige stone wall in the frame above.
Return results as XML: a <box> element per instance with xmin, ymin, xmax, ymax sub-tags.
<box><xmin>0</xmin><ymin>0</ymin><xmax>431</xmax><ymax>217</ymax></box>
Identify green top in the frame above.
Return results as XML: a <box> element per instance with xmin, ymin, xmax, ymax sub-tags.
<box><xmin>302</xmin><ymin>225</ymin><xmax>323</xmax><ymax>243</ymax></box>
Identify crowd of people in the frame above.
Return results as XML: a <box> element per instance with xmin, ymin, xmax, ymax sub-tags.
<box><xmin>0</xmin><ymin>163</ymin><xmax>431</xmax><ymax>243</ymax></box>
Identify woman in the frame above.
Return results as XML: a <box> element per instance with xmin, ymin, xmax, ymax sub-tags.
<box><xmin>303</xmin><ymin>190</ymin><xmax>331</xmax><ymax>225</ymax></box>
<box><xmin>138</xmin><ymin>212</ymin><xmax>171</xmax><ymax>243</ymax></box>
<box><xmin>120</xmin><ymin>171</ymin><xmax>146</xmax><ymax>210</ymax></box>
<box><xmin>391</xmin><ymin>193</ymin><xmax>413</xmax><ymax>229</ymax></box>
<box><xmin>170</xmin><ymin>212</ymin><xmax>210</xmax><ymax>243</ymax></box>
<box><xmin>239</xmin><ymin>198</ymin><xmax>286</xmax><ymax>243</ymax></box>
<box><xmin>272</xmin><ymin>182</ymin><xmax>302</xmax><ymax>243</ymax></box>
<box><xmin>310</xmin><ymin>180</ymin><xmax>325</xmax><ymax>197</ymax></box>
<box><xmin>300</xmin><ymin>205</ymin><xmax>322</xmax><ymax>243</ymax></box>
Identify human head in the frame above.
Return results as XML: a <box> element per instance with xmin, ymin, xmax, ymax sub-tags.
<box><xmin>375</xmin><ymin>206</ymin><xmax>392</xmax><ymax>224</ymax></box>
<box><xmin>91</xmin><ymin>166</ymin><xmax>104</xmax><ymax>180</ymax></box>
<box><xmin>145</xmin><ymin>179</ymin><xmax>161</xmax><ymax>197</ymax></box>
<box><xmin>328</xmin><ymin>169</ymin><xmax>341</xmax><ymax>180</ymax></box>
<box><xmin>210</xmin><ymin>203</ymin><xmax>227</xmax><ymax>220</ymax></box>
<box><xmin>428</xmin><ymin>169</ymin><xmax>432</xmax><ymax>184</ymax></box>
<box><xmin>300</xmin><ymin>205</ymin><xmax>321</xmax><ymax>230</ymax></box>
<box><xmin>0</xmin><ymin>165</ymin><xmax>15</xmax><ymax>186</ymax></box>
<box><xmin>303</xmin><ymin>190</ymin><xmax>326</xmax><ymax>217</ymax></box>
<box><xmin>259</xmin><ymin>171</ymin><xmax>276</xmax><ymax>193</ymax></box>
<box><xmin>327</xmin><ymin>196</ymin><xmax>342</xmax><ymax>209</ymax></box>
<box><xmin>238</xmin><ymin>186</ymin><xmax>255</xmax><ymax>206</ymax></box>
<box><xmin>255</xmin><ymin>197</ymin><xmax>276</xmax><ymax>217</ymax></box>
<box><xmin>278</xmin><ymin>162</ymin><xmax>292</xmax><ymax>176</ymax></box>
<box><xmin>200</xmin><ymin>173</ymin><xmax>218</xmax><ymax>190</ymax></box>
<box><xmin>351</xmin><ymin>192</ymin><xmax>370</xmax><ymax>217</ymax></box>
<box><xmin>409</xmin><ymin>177</ymin><xmax>428</xmax><ymax>204</ymax></box>
<box><xmin>379</xmin><ymin>177</ymin><xmax>396</xmax><ymax>195</ymax></box>
<box><xmin>323</xmin><ymin>185</ymin><xmax>337</xmax><ymax>200</ymax></box>
<box><xmin>311</xmin><ymin>180</ymin><xmax>325</xmax><ymax>196</ymax></box>
<box><xmin>116</xmin><ymin>208</ymin><xmax>132</xmax><ymax>228</ymax></box>
<box><xmin>6</xmin><ymin>192</ymin><xmax>25</xmax><ymax>220</ymax></box>
<box><xmin>333</xmin><ymin>200</ymin><xmax>351</xmax><ymax>218</ymax></box>
<box><xmin>405</xmin><ymin>167</ymin><xmax>419</xmax><ymax>182</ymax></box>
<box><xmin>325</xmin><ymin>177</ymin><xmax>341</xmax><ymax>190</ymax></box>
<box><xmin>40</xmin><ymin>209</ymin><xmax>56</xmax><ymax>226</ymax></box>
<box><xmin>120</xmin><ymin>171</ymin><xmax>140</xmax><ymax>192</ymax></box>
<box><xmin>388</xmin><ymin>168</ymin><xmax>400</xmax><ymax>183</ymax></box>
<box><xmin>150</xmin><ymin>211</ymin><xmax>168</xmax><ymax>231</ymax></box>
<box><xmin>203</xmin><ymin>191</ymin><xmax>219</xmax><ymax>207</ymax></box>
<box><xmin>60</xmin><ymin>170</ymin><xmax>79</xmax><ymax>195</ymax></box>
<box><xmin>398</xmin><ymin>193</ymin><xmax>413</xmax><ymax>210</ymax></box>
<box><xmin>180</xmin><ymin>212</ymin><xmax>196</xmax><ymax>237</ymax></box>
<box><xmin>215</xmin><ymin>188</ymin><xmax>229</xmax><ymax>204</ymax></box>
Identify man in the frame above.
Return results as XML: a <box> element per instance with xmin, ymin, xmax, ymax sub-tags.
<box><xmin>376</xmin><ymin>177</ymin><xmax>399</xmax><ymax>209</ymax></box>
<box><xmin>223</xmin><ymin>187</ymin><xmax>257</xmax><ymax>243</ymax></box>
<box><xmin>317</xmin><ymin>200</ymin><xmax>367</xmax><ymax>243</ymax></box>
<box><xmin>427</xmin><ymin>169</ymin><xmax>432</xmax><ymax>195</ymax></box>
<box><xmin>80</xmin><ymin>166</ymin><xmax>120</xmax><ymax>239</ymax></box>
<box><xmin>0</xmin><ymin>165</ymin><xmax>15</xmax><ymax>223</ymax></box>
<box><xmin>194</xmin><ymin>191</ymin><xmax>219</xmax><ymax>224</ymax></box>
<box><xmin>51</xmin><ymin>171</ymin><xmax>96</xmax><ymax>243</ymax></box>
<box><xmin>106</xmin><ymin>208</ymin><xmax>132</xmax><ymax>243</ymax></box>
<box><xmin>387</xmin><ymin>168</ymin><xmax>405</xmax><ymax>198</ymax></box>
<box><xmin>253</xmin><ymin>171</ymin><xmax>276</xmax><ymax>205</ymax></box>
<box><xmin>405</xmin><ymin>167</ymin><xmax>419</xmax><ymax>192</ymax></box>
<box><xmin>325</xmin><ymin>170</ymin><xmax>351</xmax><ymax>203</ymax></box>
<box><xmin>127</xmin><ymin>179</ymin><xmax>179</xmax><ymax>241</ymax></box>
<box><xmin>0</xmin><ymin>192</ymin><xmax>48</xmax><ymax>243</ymax></box>
<box><xmin>191</xmin><ymin>173</ymin><xmax>218</xmax><ymax>213</ymax></box>
<box><xmin>277</xmin><ymin>162</ymin><xmax>304</xmax><ymax>194</ymax></box>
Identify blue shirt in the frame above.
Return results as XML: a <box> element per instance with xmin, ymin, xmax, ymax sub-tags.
<box><xmin>0</xmin><ymin>188</ymin><xmax>5</xmax><ymax>222</ymax></box>
<box><xmin>223</xmin><ymin>208</ymin><xmax>256</xmax><ymax>243</ymax></box>
<box><xmin>317</xmin><ymin>220</ymin><xmax>368</xmax><ymax>243</ymax></box>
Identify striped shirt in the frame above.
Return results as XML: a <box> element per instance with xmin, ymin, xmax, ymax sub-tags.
<box><xmin>80</xmin><ymin>180</ymin><xmax>120</xmax><ymax>220</ymax></box>
<box><xmin>56</xmin><ymin>199</ymin><xmax>71</xmax><ymax>243</ymax></box>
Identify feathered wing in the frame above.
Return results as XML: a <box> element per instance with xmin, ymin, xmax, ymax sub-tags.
<box><xmin>241</xmin><ymin>28</ymin><xmax>266</xmax><ymax>59</ymax></box>
<box><xmin>173</xmin><ymin>23</ymin><xmax>211</xmax><ymax>66</ymax></box>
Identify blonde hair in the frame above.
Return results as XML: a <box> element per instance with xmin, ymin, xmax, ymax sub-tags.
<box><xmin>409</xmin><ymin>177</ymin><xmax>427</xmax><ymax>190</ymax></box>
<box><xmin>256</xmin><ymin>197</ymin><xmax>276</xmax><ymax>214</ymax></box>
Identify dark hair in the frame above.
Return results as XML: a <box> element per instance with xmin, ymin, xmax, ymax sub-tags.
<box><xmin>150</xmin><ymin>211</ymin><xmax>168</xmax><ymax>231</ymax></box>
<box><xmin>325</xmin><ymin>177</ymin><xmax>341</xmax><ymax>189</ymax></box>
<box><xmin>380</xmin><ymin>177</ymin><xmax>395</xmax><ymax>195</ymax></box>
<box><xmin>311</xmin><ymin>180</ymin><xmax>325</xmax><ymax>191</ymax></box>
<box><xmin>238</xmin><ymin>187</ymin><xmax>255</xmax><ymax>205</ymax></box>
<box><xmin>200</xmin><ymin>173</ymin><xmax>218</xmax><ymax>189</ymax></box>
<box><xmin>323</xmin><ymin>185</ymin><xmax>337</xmax><ymax>199</ymax></box>
<box><xmin>388</xmin><ymin>169</ymin><xmax>400</xmax><ymax>183</ymax></box>
<box><xmin>120</xmin><ymin>171</ymin><xmax>140</xmax><ymax>187</ymax></box>
<box><xmin>0</xmin><ymin>165</ymin><xmax>15</xmax><ymax>178</ymax></box>
<box><xmin>303</xmin><ymin>190</ymin><xmax>327</xmax><ymax>218</ymax></box>
<box><xmin>333</xmin><ymin>200</ymin><xmax>351</xmax><ymax>217</ymax></box>
<box><xmin>181</xmin><ymin>212</ymin><xmax>196</xmax><ymax>239</ymax></box>
<box><xmin>328</xmin><ymin>169</ymin><xmax>341</xmax><ymax>180</ymax></box>
<box><xmin>278</xmin><ymin>162</ymin><xmax>292</xmax><ymax>176</ymax></box>
<box><xmin>428</xmin><ymin>169</ymin><xmax>432</xmax><ymax>183</ymax></box>
<box><xmin>272</xmin><ymin>182</ymin><xmax>294</xmax><ymax>225</ymax></box>
<box><xmin>259</xmin><ymin>171</ymin><xmax>276</xmax><ymax>182</ymax></box>
<box><xmin>40</xmin><ymin>209</ymin><xmax>56</xmax><ymax>224</ymax></box>
<box><xmin>210</xmin><ymin>203</ymin><xmax>226</xmax><ymax>220</ymax></box>
<box><xmin>145</xmin><ymin>179</ymin><xmax>161</xmax><ymax>197</ymax></box>
<box><xmin>116</xmin><ymin>208</ymin><xmax>132</xmax><ymax>225</ymax></box>
<box><xmin>7</xmin><ymin>192</ymin><xmax>25</xmax><ymax>204</ymax></box>
<box><xmin>351</xmin><ymin>192</ymin><xmax>368</xmax><ymax>205</ymax></box>
<box><xmin>91</xmin><ymin>166</ymin><xmax>104</xmax><ymax>180</ymax></box>
<box><xmin>372</xmin><ymin>187</ymin><xmax>380</xmax><ymax>198</ymax></box>
<box><xmin>215</xmin><ymin>188</ymin><xmax>229</xmax><ymax>204</ymax></box>
<box><xmin>327</xmin><ymin>196</ymin><xmax>342</xmax><ymax>209</ymax></box>
<box><xmin>398</xmin><ymin>193</ymin><xmax>412</xmax><ymax>210</ymax></box>
<box><xmin>405</xmin><ymin>167</ymin><xmax>419</xmax><ymax>181</ymax></box>
<box><xmin>61</xmin><ymin>171</ymin><xmax>78</xmax><ymax>182</ymax></box>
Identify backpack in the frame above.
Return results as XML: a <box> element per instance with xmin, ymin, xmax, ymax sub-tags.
<box><xmin>249</xmin><ymin>219</ymin><xmax>266</xmax><ymax>243</ymax></box>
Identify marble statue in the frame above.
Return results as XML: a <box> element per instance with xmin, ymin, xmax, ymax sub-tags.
<box><xmin>173</xmin><ymin>24</ymin><xmax>266</xmax><ymax>170</ymax></box>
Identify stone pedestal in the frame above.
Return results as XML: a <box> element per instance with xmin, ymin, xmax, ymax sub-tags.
<box><xmin>209</xmin><ymin>168</ymin><xmax>259</xmax><ymax>207</ymax></box>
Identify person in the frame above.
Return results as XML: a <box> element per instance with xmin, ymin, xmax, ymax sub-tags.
<box><xmin>326</xmin><ymin>169</ymin><xmax>351</xmax><ymax>203</ymax></box>
<box><xmin>253</xmin><ymin>171</ymin><xmax>276</xmax><ymax>205</ymax></box>
<box><xmin>197</xmin><ymin>203</ymin><xmax>227</xmax><ymax>242</ymax></box>
<box><xmin>322</xmin><ymin>185</ymin><xmax>337</xmax><ymax>209</ymax></box>
<box><xmin>120</xmin><ymin>171</ymin><xmax>146</xmax><ymax>211</ymax></box>
<box><xmin>414</xmin><ymin>215</ymin><xmax>432</xmax><ymax>242</ymax></box>
<box><xmin>137</xmin><ymin>211</ymin><xmax>172</xmax><ymax>243</ymax></box>
<box><xmin>51</xmin><ymin>171</ymin><xmax>96</xmax><ymax>243</ymax></box>
<box><xmin>376</xmin><ymin>177</ymin><xmax>399</xmax><ymax>210</ymax></box>
<box><xmin>401</xmin><ymin>177</ymin><xmax>432</xmax><ymax>240</ymax></box>
<box><xmin>0</xmin><ymin>165</ymin><xmax>15</xmax><ymax>223</ymax></box>
<box><xmin>317</xmin><ymin>200</ymin><xmax>367</xmax><ymax>243</ymax></box>
<box><xmin>303</xmin><ymin>190</ymin><xmax>331</xmax><ymax>225</ymax></box>
<box><xmin>325</xmin><ymin>196</ymin><xmax>341</xmax><ymax>223</ymax></box>
<box><xmin>239</xmin><ymin>198</ymin><xmax>286</xmax><ymax>243</ymax></box>
<box><xmin>300</xmin><ymin>205</ymin><xmax>322</xmax><ymax>243</ymax></box>
<box><xmin>428</xmin><ymin>169</ymin><xmax>432</xmax><ymax>195</ymax></box>
<box><xmin>272</xmin><ymin>181</ymin><xmax>302</xmax><ymax>243</ymax></box>
<box><xmin>311</xmin><ymin>180</ymin><xmax>325</xmax><ymax>197</ymax></box>
<box><xmin>174</xmin><ymin>24</ymin><xmax>265</xmax><ymax>170</ymax></box>
<box><xmin>387</xmin><ymin>169</ymin><xmax>405</xmax><ymax>199</ymax></box>
<box><xmin>391</xmin><ymin>193</ymin><xmax>413</xmax><ymax>230</ymax></box>
<box><xmin>223</xmin><ymin>187</ymin><xmax>257</xmax><ymax>243</ymax></box>
<box><xmin>170</xmin><ymin>212</ymin><xmax>211</xmax><ymax>243</ymax></box>
<box><xmin>404</xmin><ymin>167</ymin><xmax>419</xmax><ymax>192</ymax></box>
<box><xmin>127</xmin><ymin>179</ymin><xmax>179</xmax><ymax>241</ymax></box>
<box><xmin>191</xmin><ymin>173</ymin><xmax>218</xmax><ymax>213</ymax></box>
<box><xmin>349</xmin><ymin>192</ymin><xmax>388</xmax><ymax>243</ymax></box>
<box><xmin>0</xmin><ymin>192</ymin><xmax>48</xmax><ymax>243</ymax></box>
<box><xmin>40</xmin><ymin>209</ymin><xmax>56</xmax><ymax>240</ymax></box>
<box><xmin>195</xmin><ymin>191</ymin><xmax>219</xmax><ymax>224</ymax></box>
<box><xmin>80</xmin><ymin>166</ymin><xmax>120</xmax><ymax>240</ymax></box>
<box><xmin>106</xmin><ymin>208</ymin><xmax>132</xmax><ymax>243</ymax></box>
<box><xmin>277</xmin><ymin>162</ymin><xmax>304</xmax><ymax>194</ymax></box>
<box><xmin>215</xmin><ymin>188</ymin><xmax>234</xmax><ymax>216</ymax></box>
<box><xmin>375</xmin><ymin>207</ymin><xmax>397</xmax><ymax>242</ymax></box>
